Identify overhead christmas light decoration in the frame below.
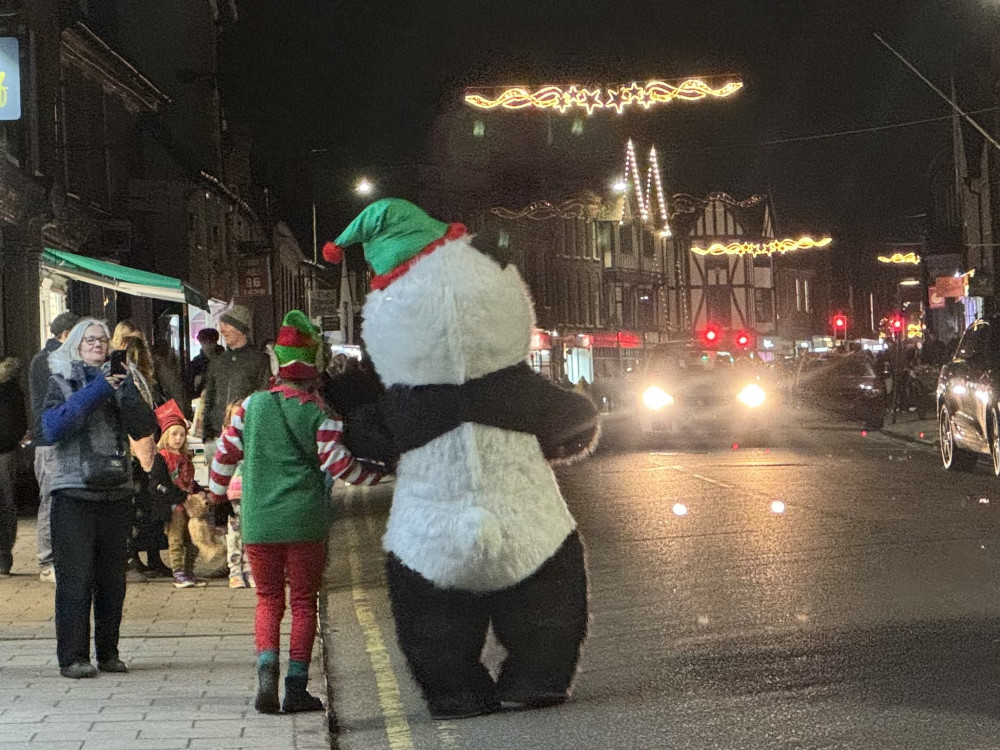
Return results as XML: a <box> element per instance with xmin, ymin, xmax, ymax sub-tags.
<box><xmin>491</xmin><ymin>198</ymin><xmax>594</xmax><ymax>220</ymax></box>
<box><xmin>648</xmin><ymin>147</ymin><xmax>670</xmax><ymax>235</ymax></box>
<box><xmin>669</xmin><ymin>192</ymin><xmax>765</xmax><ymax>218</ymax></box>
<box><xmin>621</xmin><ymin>140</ymin><xmax>671</xmax><ymax>234</ymax></box>
<box><xmin>877</xmin><ymin>252</ymin><xmax>921</xmax><ymax>265</ymax></box>
<box><xmin>464</xmin><ymin>78</ymin><xmax>743</xmax><ymax>114</ymax></box>
<box><xmin>623</xmin><ymin>140</ymin><xmax>648</xmax><ymax>221</ymax></box>
<box><xmin>690</xmin><ymin>237</ymin><xmax>832</xmax><ymax>257</ymax></box>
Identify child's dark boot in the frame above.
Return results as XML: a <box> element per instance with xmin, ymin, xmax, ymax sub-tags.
<box><xmin>282</xmin><ymin>660</ymin><xmax>324</xmax><ymax>713</ymax></box>
<box><xmin>254</xmin><ymin>652</ymin><xmax>280</xmax><ymax>714</ymax></box>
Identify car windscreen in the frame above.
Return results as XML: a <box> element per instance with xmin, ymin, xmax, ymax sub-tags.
<box><xmin>647</xmin><ymin>350</ymin><xmax>736</xmax><ymax>375</ymax></box>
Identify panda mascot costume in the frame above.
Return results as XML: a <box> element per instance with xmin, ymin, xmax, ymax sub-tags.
<box><xmin>323</xmin><ymin>198</ymin><xmax>599</xmax><ymax>720</ymax></box>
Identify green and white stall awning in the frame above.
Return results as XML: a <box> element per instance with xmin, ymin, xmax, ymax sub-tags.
<box><xmin>41</xmin><ymin>248</ymin><xmax>208</xmax><ymax>309</ymax></box>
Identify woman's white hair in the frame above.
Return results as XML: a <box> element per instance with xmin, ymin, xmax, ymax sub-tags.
<box><xmin>48</xmin><ymin>318</ymin><xmax>110</xmax><ymax>378</ymax></box>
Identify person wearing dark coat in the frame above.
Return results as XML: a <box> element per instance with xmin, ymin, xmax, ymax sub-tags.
<box><xmin>201</xmin><ymin>305</ymin><xmax>270</xmax><ymax>447</ymax></box>
<box><xmin>28</xmin><ymin>310</ymin><xmax>79</xmax><ymax>582</ymax></box>
<box><xmin>0</xmin><ymin>355</ymin><xmax>28</xmax><ymax>576</ymax></box>
<box><xmin>187</xmin><ymin>327</ymin><xmax>223</xmax><ymax>399</ymax></box>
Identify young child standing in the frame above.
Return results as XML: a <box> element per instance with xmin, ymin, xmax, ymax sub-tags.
<box><xmin>155</xmin><ymin>400</ymin><xmax>207</xmax><ymax>589</ymax></box>
<box><xmin>208</xmin><ymin>310</ymin><xmax>381</xmax><ymax>715</ymax></box>
<box><xmin>222</xmin><ymin>401</ymin><xmax>253</xmax><ymax>589</ymax></box>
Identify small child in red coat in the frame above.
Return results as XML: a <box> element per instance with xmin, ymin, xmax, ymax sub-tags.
<box><xmin>155</xmin><ymin>400</ymin><xmax>207</xmax><ymax>589</ymax></box>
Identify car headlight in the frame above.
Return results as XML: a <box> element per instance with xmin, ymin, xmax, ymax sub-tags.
<box><xmin>642</xmin><ymin>386</ymin><xmax>675</xmax><ymax>410</ymax></box>
<box><xmin>737</xmin><ymin>383</ymin><xmax>767</xmax><ymax>408</ymax></box>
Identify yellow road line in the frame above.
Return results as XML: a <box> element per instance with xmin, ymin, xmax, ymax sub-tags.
<box><xmin>346</xmin><ymin>516</ymin><xmax>413</xmax><ymax>750</ymax></box>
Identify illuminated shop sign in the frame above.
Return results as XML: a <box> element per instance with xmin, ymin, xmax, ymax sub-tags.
<box><xmin>0</xmin><ymin>38</ymin><xmax>21</xmax><ymax>121</ymax></box>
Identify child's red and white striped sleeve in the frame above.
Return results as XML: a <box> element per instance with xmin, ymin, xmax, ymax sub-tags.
<box><xmin>317</xmin><ymin>415</ymin><xmax>381</xmax><ymax>485</ymax></box>
<box><xmin>208</xmin><ymin>398</ymin><xmax>248</xmax><ymax>501</ymax></box>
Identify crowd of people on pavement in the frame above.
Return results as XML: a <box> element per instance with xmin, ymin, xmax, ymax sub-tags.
<box><xmin>0</xmin><ymin>303</ymin><xmax>383</xmax><ymax>715</ymax></box>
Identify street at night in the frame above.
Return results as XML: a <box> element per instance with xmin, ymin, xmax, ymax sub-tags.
<box><xmin>2</xmin><ymin>3</ymin><xmax>1000</xmax><ymax>749</ymax></box>
<box><xmin>323</xmin><ymin>414</ymin><xmax>999</xmax><ymax>750</ymax></box>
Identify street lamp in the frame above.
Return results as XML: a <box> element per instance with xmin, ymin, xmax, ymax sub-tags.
<box><xmin>355</xmin><ymin>177</ymin><xmax>375</xmax><ymax>197</ymax></box>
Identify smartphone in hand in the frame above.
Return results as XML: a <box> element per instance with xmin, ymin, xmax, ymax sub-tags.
<box><xmin>109</xmin><ymin>349</ymin><xmax>128</xmax><ymax>376</ymax></box>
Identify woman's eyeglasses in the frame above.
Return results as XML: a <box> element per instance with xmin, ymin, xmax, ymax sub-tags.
<box><xmin>83</xmin><ymin>336</ymin><xmax>110</xmax><ymax>346</ymax></box>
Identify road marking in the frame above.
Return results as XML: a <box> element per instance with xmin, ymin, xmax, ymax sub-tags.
<box><xmin>653</xmin><ymin>463</ymin><xmax>736</xmax><ymax>489</ymax></box>
<box><xmin>346</xmin><ymin>516</ymin><xmax>413</xmax><ymax>750</ymax></box>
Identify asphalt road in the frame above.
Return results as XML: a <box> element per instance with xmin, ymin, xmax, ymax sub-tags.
<box><xmin>321</xmin><ymin>413</ymin><xmax>1000</xmax><ymax>750</ymax></box>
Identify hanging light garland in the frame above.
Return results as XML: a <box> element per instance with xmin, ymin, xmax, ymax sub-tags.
<box><xmin>464</xmin><ymin>78</ymin><xmax>743</xmax><ymax>114</ymax></box>
<box><xmin>691</xmin><ymin>237</ymin><xmax>833</xmax><ymax>257</ymax></box>
<box><xmin>877</xmin><ymin>252</ymin><xmax>921</xmax><ymax>265</ymax></box>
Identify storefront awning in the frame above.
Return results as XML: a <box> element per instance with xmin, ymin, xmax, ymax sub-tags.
<box><xmin>41</xmin><ymin>248</ymin><xmax>208</xmax><ymax>309</ymax></box>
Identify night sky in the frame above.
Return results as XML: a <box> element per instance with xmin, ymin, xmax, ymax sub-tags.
<box><xmin>219</xmin><ymin>1</ymin><xmax>999</xmax><ymax>255</ymax></box>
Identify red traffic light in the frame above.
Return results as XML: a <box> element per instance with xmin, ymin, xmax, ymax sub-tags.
<box><xmin>833</xmin><ymin>315</ymin><xmax>847</xmax><ymax>329</ymax></box>
<box><xmin>891</xmin><ymin>317</ymin><xmax>903</xmax><ymax>331</ymax></box>
<box><xmin>735</xmin><ymin>331</ymin><xmax>750</xmax><ymax>348</ymax></box>
<box><xmin>702</xmin><ymin>325</ymin><xmax>720</xmax><ymax>346</ymax></box>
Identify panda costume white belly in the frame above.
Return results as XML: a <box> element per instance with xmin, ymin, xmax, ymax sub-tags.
<box><xmin>331</xmin><ymin>200</ymin><xmax>596</xmax><ymax>721</ymax></box>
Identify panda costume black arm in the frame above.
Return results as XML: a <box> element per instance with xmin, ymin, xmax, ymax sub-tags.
<box><xmin>343</xmin><ymin>362</ymin><xmax>599</xmax><ymax>468</ymax></box>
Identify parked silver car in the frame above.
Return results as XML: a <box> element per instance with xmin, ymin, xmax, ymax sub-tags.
<box><xmin>937</xmin><ymin>314</ymin><xmax>999</xmax><ymax>476</ymax></box>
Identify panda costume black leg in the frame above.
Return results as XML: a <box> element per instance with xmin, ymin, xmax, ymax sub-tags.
<box><xmin>386</xmin><ymin>554</ymin><xmax>500</xmax><ymax>720</ymax></box>
<box><xmin>489</xmin><ymin>531</ymin><xmax>588</xmax><ymax>708</ymax></box>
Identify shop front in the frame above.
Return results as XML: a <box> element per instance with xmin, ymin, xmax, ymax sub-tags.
<box><xmin>39</xmin><ymin>248</ymin><xmax>209</xmax><ymax>367</ymax></box>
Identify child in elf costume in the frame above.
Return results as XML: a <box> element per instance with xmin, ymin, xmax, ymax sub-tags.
<box><xmin>154</xmin><ymin>399</ymin><xmax>207</xmax><ymax>589</ymax></box>
<box><xmin>208</xmin><ymin>310</ymin><xmax>382</xmax><ymax>715</ymax></box>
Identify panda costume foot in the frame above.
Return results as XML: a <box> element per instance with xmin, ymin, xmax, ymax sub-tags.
<box><xmin>428</xmin><ymin>695</ymin><xmax>501</xmax><ymax>721</ymax></box>
<box><xmin>498</xmin><ymin>691</ymin><xmax>568</xmax><ymax>712</ymax></box>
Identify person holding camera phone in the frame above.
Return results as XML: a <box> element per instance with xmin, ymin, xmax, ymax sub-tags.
<box><xmin>41</xmin><ymin>318</ymin><xmax>157</xmax><ymax>679</ymax></box>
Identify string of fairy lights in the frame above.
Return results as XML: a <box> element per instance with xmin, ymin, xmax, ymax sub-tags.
<box><xmin>623</xmin><ymin>140</ymin><xmax>671</xmax><ymax>236</ymax></box>
<box><xmin>690</xmin><ymin>237</ymin><xmax>833</xmax><ymax>257</ymax></box>
<box><xmin>877</xmin><ymin>252</ymin><xmax>921</xmax><ymax>264</ymax></box>
<box><xmin>464</xmin><ymin>78</ymin><xmax>743</xmax><ymax>115</ymax></box>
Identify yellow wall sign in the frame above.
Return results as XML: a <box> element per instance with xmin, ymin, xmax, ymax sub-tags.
<box><xmin>690</xmin><ymin>237</ymin><xmax>832</xmax><ymax>257</ymax></box>
<box><xmin>464</xmin><ymin>78</ymin><xmax>742</xmax><ymax>115</ymax></box>
<box><xmin>0</xmin><ymin>38</ymin><xmax>21</xmax><ymax>121</ymax></box>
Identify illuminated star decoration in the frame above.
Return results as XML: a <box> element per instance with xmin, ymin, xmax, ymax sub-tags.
<box><xmin>464</xmin><ymin>78</ymin><xmax>743</xmax><ymax>114</ymax></box>
<box><xmin>877</xmin><ymin>252</ymin><xmax>921</xmax><ymax>265</ymax></box>
<box><xmin>690</xmin><ymin>237</ymin><xmax>833</xmax><ymax>257</ymax></box>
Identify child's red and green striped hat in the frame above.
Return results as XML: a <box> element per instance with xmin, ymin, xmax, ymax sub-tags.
<box><xmin>273</xmin><ymin>310</ymin><xmax>323</xmax><ymax>381</ymax></box>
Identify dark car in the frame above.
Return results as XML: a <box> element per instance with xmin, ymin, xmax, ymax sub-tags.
<box><xmin>631</xmin><ymin>342</ymin><xmax>777</xmax><ymax>443</ymax></box>
<box><xmin>792</xmin><ymin>351</ymin><xmax>888</xmax><ymax>430</ymax></box>
<box><xmin>937</xmin><ymin>314</ymin><xmax>999</xmax><ymax>476</ymax></box>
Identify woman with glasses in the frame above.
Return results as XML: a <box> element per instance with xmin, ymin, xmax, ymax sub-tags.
<box><xmin>41</xmin><ymin>318</ymin><xmax>157</xmax><ymax>678</ymax></box>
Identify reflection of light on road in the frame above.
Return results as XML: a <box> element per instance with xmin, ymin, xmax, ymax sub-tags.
<box><xmin>979</xmin><ymin>498</ymin><xmax>991</xmax><ymax>505</ymax></box>
<box><xmin>770</xmin><ymin>500</ymin><xmax>786</xmax><ymax>514</ymax></box>
<box><xmin>795</xmin><ymin>613</ymin><xmax>809</xmax><ymax>623</ymax></box>
<box><xmin>697</xmin><ymin>615</ymin><xmax>710</xmax><ymax>626</ymax></box>
<box><xmin>672</xmin><ymin>503</ymin><xmax>688</xmax><ymax>516</ymax></box>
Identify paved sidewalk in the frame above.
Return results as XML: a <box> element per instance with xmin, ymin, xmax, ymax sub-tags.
<box><xmin>0</xmin><ymin>516</ymin><xmax>331</xmax><ymax>750</ymax></box>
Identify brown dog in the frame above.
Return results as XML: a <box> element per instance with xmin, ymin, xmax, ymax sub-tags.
<box><xmin>183</xmin><ymin>492</ymin><xmax>226</xmax><ymax>562</ymax></box>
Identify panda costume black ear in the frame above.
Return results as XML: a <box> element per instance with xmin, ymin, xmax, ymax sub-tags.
<box><xmin>470</xmin><ymin>227</ymin><xmax>514</xmax><ymax>269</ymax></box>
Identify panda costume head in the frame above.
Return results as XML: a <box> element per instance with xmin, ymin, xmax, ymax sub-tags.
<box><xmin>325</xmin><ymin>198</ymin><xmax>597</xmax><ymax>593</ymax></box>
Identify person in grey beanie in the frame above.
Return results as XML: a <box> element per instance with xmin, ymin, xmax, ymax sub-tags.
<box><xmin>28</xmin><ymin>311</ymin><xmax>79</xmax><ymax>583</ymax></box>
<box><xmin>201</xmin><ymin>304</ymin><xmax>270</xmax><ymax>449</ymax></box>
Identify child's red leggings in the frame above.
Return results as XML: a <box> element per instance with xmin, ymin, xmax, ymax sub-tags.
<box><xmin>245</xmin><ymin>541</ymin><xmax>326</xmax><ymax>662</ymax></box>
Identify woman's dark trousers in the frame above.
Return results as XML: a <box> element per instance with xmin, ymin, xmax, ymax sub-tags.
<box><xmin>51</xmin><ymin>490</ymin><xmax>132</xmax><ymax>668</ymax></box>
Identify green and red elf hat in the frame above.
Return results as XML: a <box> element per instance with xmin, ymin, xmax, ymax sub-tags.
<box><xmin>322</xmin><ymin>198</ymin><xmax>466</xmax><ymax>290</ymax></box>
<box><xmin>273</xmin><ymin>310</ymin><xmax>324</xmax><ymax>381</ymax></box>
